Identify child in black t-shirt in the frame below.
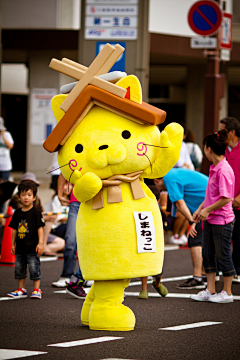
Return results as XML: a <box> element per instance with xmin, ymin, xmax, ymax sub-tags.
<box><xmin>7</xmin><ymin>181</ymin><xmax>45</xmax><ymax>299</ymax></box>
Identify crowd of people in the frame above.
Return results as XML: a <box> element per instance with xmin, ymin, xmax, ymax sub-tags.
<box><xmin>1</xmin><ymin>116</ymin><xmax>240</xmax><ymax>305</ymax></box>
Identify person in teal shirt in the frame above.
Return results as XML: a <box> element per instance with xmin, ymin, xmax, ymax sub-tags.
<box><xmin>154</xmin><ymin>168</ymin><xmax>208</xmax><ymax>290</ymax></box>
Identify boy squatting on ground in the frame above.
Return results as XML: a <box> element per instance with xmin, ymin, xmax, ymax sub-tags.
<box><xmin>7</xmin><ymin>181</ymin><xmax>45</xmax><ymax>299</ymax></box>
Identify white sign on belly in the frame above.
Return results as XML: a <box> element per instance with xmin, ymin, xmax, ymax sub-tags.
<box><xmin>133</xmin><ymin>211</ymin><xmax>156</xmax><ymax>253</ymax></box>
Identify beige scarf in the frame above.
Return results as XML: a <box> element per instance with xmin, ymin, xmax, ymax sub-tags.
<box><xmin>91</xmin><ymin>171</ymin><xmax>145</xmax><ymax>210</ymax></box>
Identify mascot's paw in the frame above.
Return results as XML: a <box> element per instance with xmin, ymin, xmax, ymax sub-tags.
<box><xmin>162</xmin><ymin>122</ymin><xmax>183</xmax><ymax>148</ymax></box>
<box><xmin>73</xmin><ymin>172</ymin><xmax>102</xmax><ymax>203</ymax></box>
<box><xmin>89</xmin><ymin>303</ymin><xmax>136</xmax><ymax>331</ymax></box>
<box><xmin>81</xmin><ymin>303</ymin><xmax>91</xmax><ymax>326</ymax></box>
<box><xmin>81</xmin><ymin>282</ymin><xmax>95</xmax><ymax>326</ymax></box>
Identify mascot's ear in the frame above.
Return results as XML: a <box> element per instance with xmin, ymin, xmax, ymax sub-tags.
<box><xmin>116</xmin><ymin>75</ymin><xmax>142</xmax><ymax>104</ymax></box>
<box><xmin>51</xmin><ymin>94</ymin><xmax>68</xmax><ymax>123</ymax></box>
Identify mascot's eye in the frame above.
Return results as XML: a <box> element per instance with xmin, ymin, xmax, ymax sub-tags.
<box><xmin>75</xmin><ymin>144</ymin><xmax>83</xmax><ymax>153</ymax></box>
<box><xmin>122</xmin><ymin>130</ymin><xmax>131</xmax><ymax>139</ymax></box>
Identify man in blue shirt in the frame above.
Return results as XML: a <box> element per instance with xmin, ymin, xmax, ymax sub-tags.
<box><xmin>154</xmin><ymin>168</ymin><xmax>208</xmax><ymax>289</ymax></box>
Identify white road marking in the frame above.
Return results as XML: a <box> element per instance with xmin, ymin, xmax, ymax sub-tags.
<box><xmin>54</xmin><ymin>288</ymin><xmax>90</xmax><ymax>294</ymax></box>
<box><xmin>161</xmin><ymin>275</ymin><xmax>192</xmax><ymax>283</ymax></box>
<box><xmin>159</xmin><ymin>321</ymin><xmax>222</xmax><ymax>331</ymax></box>
<box><xmin>48</xmin><ymin>336</ymin><xmax>123</xmax><ymax>347</ymax></box>
<box><xmin>164</xmin><ymin>245</ymin><xmax>179</xmax><ymax>251</ymax></box>
<box><xmin>125</xmin><ymin>292</ymin><xmax>240</xmax><ymax>300</ymax></box>
<box><xmin>0</xmin><ymin>297</ymin><xmax>17</xmax><ymax>301</ymax></box>
<box><xmin>40</xmin><ymin>257</ymin><xmax>58</xmax><ymax>262</ymax></box>
<box><xmin>125</xmin><ymin>291</ymin><xmax>192</xmax><ymax>298</ymax></box>
<box><xmin>0</xmin><ymin>349</ymin><xmax>47</xmax><ymax>359</ymax></box>
<box><xmin>128</xmin><ymin>275</ymin><xmax>192</xmax><ymax>288</ymax></box>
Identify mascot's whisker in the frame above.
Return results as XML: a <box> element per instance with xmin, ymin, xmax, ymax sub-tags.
<box><xmin>143</xmin><ymin>143</ymin><xmax>169</xmax><ymax>148</ymax></box>
<box><xmin>144</xmin><ymin>153</ymin><xmax>152</xmax><ymax>173</ymax></box>
<box><xmin>47</xmin><ymin>162</ymin><xmax>70</xmax><ymax>174</ymax></box>
<box><xmin>69</xmin><ymin>170</ymin><xmax>74</xmax><ymax>183</ymax></box>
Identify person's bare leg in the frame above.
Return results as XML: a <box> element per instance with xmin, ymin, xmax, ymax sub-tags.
<box><xmin>154</xmin><ymin>275</ymin><xmax>162</xmax><ymax>287</ymax></box>
<box><xmin>206</xmin><ymin>272</ymin><xmax>216</xmax><ymax>294</ymax></box>
<box><xmin>173</xmin><ymin>211</ymin><xmax>186</xmax><ymax>235</ymax></box>
<box><xmin>47</xmin><ymin>237</ymin><xmax>65</xmax><ymax>253</ymax></box>
<box><xmin>191</xmin><ymin>246</ymin><xmax>203</xmax><ymax>277</ymax></box>
<box><xmin>179</xmin><ymin>219</ymin><xmax>189</xmax><ymax>237</ymax></box>
<box><xmin>18</xmin><ymin>278</ymin><xmax>26</xmax><ymax>288</ymax></box>
<box><xmin>173</xmin><ymin>211</ymin><xmax>185</xmax><ymax>235</ymax></box>
<box><xmin>223</xmin><ymin>276</ymin><xmax>233</xmax><ymax>295</ymax></box>
<box><xmin>43</xmin><ymin>221</ymin><xmax>54</xmax><ymax>253</ymax></box>
<box><xmin>141</xmin><ymin>277</ymin><xmax>148</xmax><ymax>291</ymax></box>
<box><xmin>33</xmin><ymin>280</ymin><xmax>41</xmax><ymax>289</ymax></box>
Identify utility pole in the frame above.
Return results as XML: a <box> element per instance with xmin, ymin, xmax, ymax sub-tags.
<box><xmin>201</xmin><ymin>0</ymin><xmax>225</xmax><ymax>175</ymax></box>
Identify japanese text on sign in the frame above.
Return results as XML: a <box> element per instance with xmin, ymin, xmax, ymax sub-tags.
<box><xmin>133</xmin><ymin>212</ymin><xmax>156</xmax><ymax>253</ymax></box>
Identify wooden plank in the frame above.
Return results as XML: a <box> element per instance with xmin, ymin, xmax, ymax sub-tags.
<box><xmin>49</xmin><ymin>58</ymin><xmax>83</xmax><ymax>80</ymax></box>
<box><xmin>96</xmin><ymin>44</ymin><xmax>125</xmax><ymax>75</ymax></box>
<box><xmin>43</xmin><ymin>85</ymin><xmax>166</xmax><ymax>153</ymax></box>
<box><xmin>62</xmin><ymin>58</ymin><xmax>87</xmax><ymax>72</ymax></box>
<box><xmin>60</xmin><ymin>101</ymin><xmax>94</xmax><ymax>145</ymax></box>
<box><xmin>60</xmin><ymin>43</ymin><xmax>115</xmax><ymax>112</ymax></box>
<box><xmin>93</xmin><ymin>100</ymin><xmax>145</xmax><ymax>125</ymax></box>
<box><xmin>49</xmin><ymin>59</ymin><xmax>126</xmax><ymax>98</ymax></box>
<box><xmin>62</xmin><ymin>58</ymin><xmax>126</xmax><ymax>83</ymax></box>
<box><xmin>43</xmin><ymin>87</ymin><xmax>93</xmax><ymax>153</ymax></box>
<box><xmin>50</xmin><ymin>58</ymin><xmax>127</xmax><ymax>98</ymax></box>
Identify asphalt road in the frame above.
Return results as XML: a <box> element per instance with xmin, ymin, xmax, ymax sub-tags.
<box><xmin>0</xmin><ymin>247</ymin><xmax>240</xmax><ymax>360</ymax></box>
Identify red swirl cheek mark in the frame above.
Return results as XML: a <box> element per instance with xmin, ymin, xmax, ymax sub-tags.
<box><xmin>137</xmin><ymin>142</ymin><xmax>147</xmax><ymax>156</ymax></box>
<box><xmin>69</xmin><ymin>159</ymin><xmax>77</xmax><ymax>171</ymax></box>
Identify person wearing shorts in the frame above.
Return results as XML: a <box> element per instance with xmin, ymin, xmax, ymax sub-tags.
<box><xmin>154</xmin><ymin>168</ymin><xmax>208</xmax><ymax>289</ymax></box>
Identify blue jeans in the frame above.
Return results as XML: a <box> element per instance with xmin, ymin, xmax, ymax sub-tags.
<box><xmin>74</xmin><ymin>265</ymin><xmax>84</xmax><ymax>281</ymax></box>
<box><xmin>202</xmin><ymin>220</ymin><xmax>236</xmax><ymax>277</ymax></box>
<box><xmin>15</xmin><ymin>253</ymin><xmax>41</xmax><ymax>281</ymax></box>
<box><xmin>61</xmin><ymin>201</ymin><xmax>80</xmax><ymax>278</ymax></box>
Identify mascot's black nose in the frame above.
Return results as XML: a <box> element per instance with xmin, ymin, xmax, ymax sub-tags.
<box><xmin>99</xmin><ymin>145</ymin><xmax>109</xmax><ymax>150</ymax></box>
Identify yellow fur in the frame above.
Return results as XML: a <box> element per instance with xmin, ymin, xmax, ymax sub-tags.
<box><xmin>53</xmin><ymin>75</ymin><xmax>183</xmax><ymax>331</ymax></box>
<box><xmin>116</xmin><ymin>75</ymin><xmax>142</xmax><ymax>104</ymax></box>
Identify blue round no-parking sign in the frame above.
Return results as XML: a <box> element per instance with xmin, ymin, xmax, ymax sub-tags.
<box><xmin>188</xmin><ymin>0</ymin><xmax>222</xmax><ymax>36</ymax></box>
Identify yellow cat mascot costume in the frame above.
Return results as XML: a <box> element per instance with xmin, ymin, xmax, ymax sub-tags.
<box><xmin>44</xmin><ymin>44</ymin><xmax>183</xmax><ymax>332</ymax></box>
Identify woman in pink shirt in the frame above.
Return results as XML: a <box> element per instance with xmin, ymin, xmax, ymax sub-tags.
<box><xmin>191</xmin><ymin>129</ymin><xmax>236</xmax><ymax>304</ymax></box>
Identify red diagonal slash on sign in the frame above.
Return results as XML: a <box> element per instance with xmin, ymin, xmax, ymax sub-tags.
<box><xmin>196</xmin><ymin>7</ymin><xmax>216</xmax><ymax>27</ymax></box>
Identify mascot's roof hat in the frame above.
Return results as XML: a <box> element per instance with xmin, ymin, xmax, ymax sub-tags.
<box><xmin>43</xmin><ymin>43</ymin><xmax>166</xmax><ymax>153</ymax></box>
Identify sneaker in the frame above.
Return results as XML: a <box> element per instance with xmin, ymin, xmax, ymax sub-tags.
<box><xmin>202</xmin><ymin>277</ymin><xmax>207</xmax><ymax>286</ymax></box>
<box><xmin>66</xmin><ymin>281</ymin><xmax>87</xmax><ymax>299</ymax></box>
<box><xmin>138</xmin><ymin>290</ymin><xmax>148</xmax><ymax>299</ymax></box>
<box><xmin>51</xmin><ymin>277</ymin><xmax>70</xmax><ymax>288</ymax></box>
<box><xmin>178</xmin><ymin>234</ymin><xmax>188</xmax><ymax>245</ymax></box>
<box><xmin>169</xmin><ymin>235</ymin><xmax>181</xmax><ymax>245</ymax></box>
<box><xmin>190</xmin><ymin>289</ymin><xmax>217</xmax><ymax>302</ymax></box>
<box><xmin>7</xmin><ymin>288</ymin><xmax>27</xmax><ymax>298</ymax></box>
<box><xmin>232</xmin><ymin>275</ymin><xmax>240</xmax><ymax>283</ymax></box>
<box><xmin>31</xmin><ymin>289</ymin><xmax>42</xmax><ymax>299</ymax></box>
<box><xmin>176</xmin><ymin>277</ymin><xmax>206</xmax><ymax>290</ymax></box>
<box><xmin>82</xmin><ymin>280</ymin><xmax>94</xmax><ymax>288</ymax></box>
<box><xmin>152</xmin><ymin>281</ymin><xmax>168</xmax><ymax>297</ymax></box>
<box><xmin>209</xmin><ymin>290</ymin><xmax>234</xmax><ymax>303</ymax></box>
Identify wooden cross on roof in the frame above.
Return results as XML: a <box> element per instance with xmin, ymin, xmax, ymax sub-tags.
<box><xmin>44</xmin><ymin>43</ymin><xmax>166</xmax><ymax>153</ymax></box>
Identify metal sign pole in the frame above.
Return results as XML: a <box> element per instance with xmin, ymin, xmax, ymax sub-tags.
<box><xmin>201</xmin><ymin>0</ymin><xmax>225</xmax><ymax>175</ymax></box>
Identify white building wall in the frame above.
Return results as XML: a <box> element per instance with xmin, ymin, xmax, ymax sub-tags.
<box><xmin>2</xmin><ymin>0</ymin><xmax>81</xmax><ymax>30</ymax></box>
<box><xmin>149</xmin><ymin>0</ymin><xmax>232</xmax><ymax>37</ymax></box>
